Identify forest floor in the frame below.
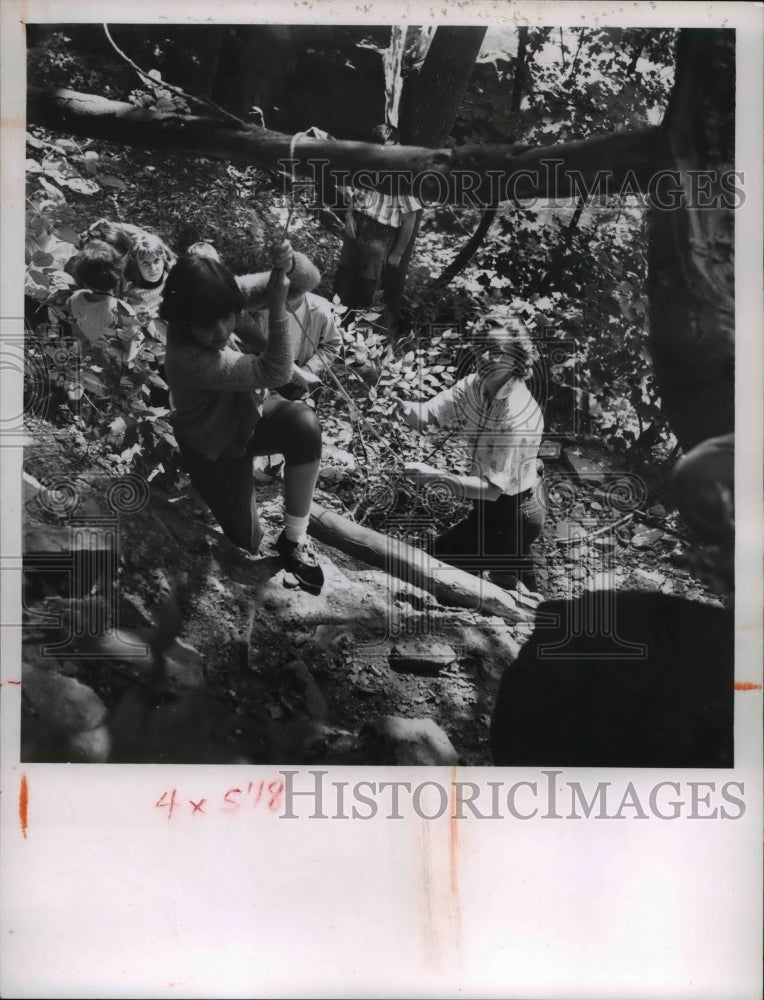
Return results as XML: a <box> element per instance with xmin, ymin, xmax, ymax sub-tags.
<box><xmin>20</xmin><ymin>417</ymin><xmax>722</xmax><ymax>766</ymax></box>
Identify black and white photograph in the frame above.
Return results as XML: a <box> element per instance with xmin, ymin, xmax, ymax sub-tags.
<box><xmin>2</xmin><ymin>1</ymin><xmax>762</xmax><ymax>996</ymax></box>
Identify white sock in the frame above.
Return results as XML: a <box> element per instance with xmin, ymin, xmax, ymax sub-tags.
<box><xmin>284</xmin><ymin>513</ymin><xmax>309</xmax><ymax>544</ymax></box>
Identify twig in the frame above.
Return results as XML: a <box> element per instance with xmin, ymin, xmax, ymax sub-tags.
<box><xmin>557</xmin><ymin>512</ymin><xmax>634</xmax><ymax>546</ymax></box>
<box><xmin>102</xmin><ymin>24</ymin><xmax>250</xmax><ymax>131</ymax></box>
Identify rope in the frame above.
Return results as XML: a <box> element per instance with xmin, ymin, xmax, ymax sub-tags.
<box><xmin>102</xmin><ymin>24</ymin><xmax>250</xmax><ymax>131</ymax></box>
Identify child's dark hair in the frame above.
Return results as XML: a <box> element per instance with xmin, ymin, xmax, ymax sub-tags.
<box><xmin>371</xmin><ymin>123</ymin><xmax>400</xmax><ymax>145</ymax></box>
<box><xmin>160</xmin><ymin>255</ymin><xmax>245</xmax><ymax>342</ymax></box>
<box><xmin>73</xmin><ymin>240</ymin><xmax>122</xmax><ymax>293</ymax></box>
<box><xmin>81</xmin><ymin>219</ymin><xmax>135</xmax><ymax>257</ymax></box>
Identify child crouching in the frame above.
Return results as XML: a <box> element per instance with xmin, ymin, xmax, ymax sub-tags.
<box><xmin>68</xmin><ymin>240</ymin><xmax>141</xmax><ymax>357</ymax></box>
<box><xmin>397</xmin><ymin>309</ymin><xmax>546</xmax><ymax>594</ymax></box>
<box><xmin>161</xmin><ymin>241</ymin><xmax>325</xmax><ymax>594</ymax></box>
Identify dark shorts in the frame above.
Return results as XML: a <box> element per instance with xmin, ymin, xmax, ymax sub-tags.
<box><xmin>431</xmin><ymin>478</ymin><xmax>548</xmax><ymax>590</ymax></box>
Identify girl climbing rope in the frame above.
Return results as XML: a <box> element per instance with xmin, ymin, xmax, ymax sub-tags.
<box><xmin>160</xmin><ymin>241</ymin><xmax>325</xmax><ymax>594</ymax></box>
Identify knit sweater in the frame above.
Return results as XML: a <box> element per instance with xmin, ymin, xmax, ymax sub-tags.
<box><xmin>123</xmin><ymin>277</ymin><xmax>167</xmax><ymax>319</ymax></box>
<box><xmin>69</xmin><ymin>289</ymin><xmax>137</xmax><ymax>345</ymax></box>
<box><xmin>165</xmin><ymin>260</ymin><xmax>315</xmax><ymax>461</ymax></box>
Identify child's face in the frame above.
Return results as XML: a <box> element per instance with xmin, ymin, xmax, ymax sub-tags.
<box><xmin>472</xmin><ymin>340</ymin><xmax>517</xmax><ymax>390</ymax></box>
<box><xmin>137</xmin><ymin>253</ymin><xmax>164</xmax><ymax>284</ymax></box>
<box><xmin>189</xmin><ymin>313</ymin><xmax>236</xmax><ymax>351</ymax></box>
<box><xmin>475</xmin><ymin>351</ymin><xmax>513</xmax><ymax>383</ymax></box>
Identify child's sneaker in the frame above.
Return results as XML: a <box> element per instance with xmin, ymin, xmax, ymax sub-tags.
<box><xmin>274</xmin><ymin>530</ymin><xmax>324</xmax><ymax>595</ymax></box>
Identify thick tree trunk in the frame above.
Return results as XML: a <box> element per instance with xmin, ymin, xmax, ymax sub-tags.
<box><xmin>398</xmin><ymin>27</ymin><xmax>487</xmax><ymax>147</ymax></box>
<box><xmin>429</xmin><ymin>28</ymin><xmax>527</xmax><ymax>291</ymax></box>
<box><xmin>27</xmin><ymin>88</ymin><xmax>667</xmax><ymax>203</ymax></box>
<box><xmin>308</xmin><ymin>503</ymin><xmax>537</xmax><ymax>623</ymax></box>
<box><xmin>646</xmin><ymin>29</ymin><xmax>735</xmax><ymax>451</ymax></box>
<box><xmin>391</xmin><ymin>27</ymin><xmax>487</xmax><ymax>312</ymax></box>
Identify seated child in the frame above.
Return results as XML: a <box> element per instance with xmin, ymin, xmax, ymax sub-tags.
<box><xmin>122</xmin><ymin>231</ymin><xmax>177</xmax><ymax>341</ymax></box>
<box><xmin>249</xmin><ymin>257</ymin><xmax>341</xmax><ymax>400</ymax></box>
<box><xmin>396</xmin><ymin>308</ymin><xmax>546</xmax><ymax>593</ymax></box>
<box><xmin>68</xmin><ymin>241</ymin><xmax>141</xmax><ymax>359</ymax></box>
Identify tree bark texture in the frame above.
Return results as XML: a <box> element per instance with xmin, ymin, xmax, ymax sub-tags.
<box><xmin>398</xmin><ymin>26</ymin><xmax>487</xmax><ymax>147</ymax></box>
<box><xmin>308</xmin><ymin>503</ymin><xmax>537</xmax><ymax>623</ymax></box>
<box><xmin>646</xmin><ymin>29</ymin><xmax>735</xmax><ymax>451</ymax></box>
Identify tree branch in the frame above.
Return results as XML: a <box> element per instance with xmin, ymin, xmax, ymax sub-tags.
<box><xmin>510</xmin><ymin>27</ymin><xmax>528</xmax><ymax>113</ymax></box>
<box><xmin>28</xmin><ymin>87</ymin><xmax>671</xmax><ymax>205</ymax></box>
<box><xmin>429</xmin><ymin>206</ymin><xmax>499</xmax><ymax>288</ymax></box>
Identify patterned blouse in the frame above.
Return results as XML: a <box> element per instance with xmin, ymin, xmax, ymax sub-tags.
<box><xmin>421</xmin><ymin>373</ymin><xmax>544</xmax><ymax>496</ymax></box>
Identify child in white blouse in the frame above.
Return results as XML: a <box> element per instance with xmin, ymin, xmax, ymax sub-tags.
<box><xmin>396</xmin><ymin>308</ymin><xmax>546</xmax><ymax>593</ymax></box>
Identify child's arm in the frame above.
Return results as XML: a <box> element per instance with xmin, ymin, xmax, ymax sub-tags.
<box><xmin>394</xmin><ymin>398</ymin><xmax>435</xmax><ymax>434</ymax></box>
<box><xmin>395</xmin><ymin>376</ymin><xmax>471</xmax><ymax>433</ymax></box>
<box><xmin>232</xmin><ymin>310</ymin><xmax>269</xmax><ymax>355</ymax></box>
<box><xmin>402</xmin><ymin>463</ymin><xmax>502</xmax><ymax>501</ymax></box>
<box><xmin>236</xmin><ymin>244</ymin><xmax>321</xmax><ymax>311</ymax></box>
<box><xmin>302</xmin><ymin>307</ymin><xmax>342</xmax><ymax>375</ymax></box>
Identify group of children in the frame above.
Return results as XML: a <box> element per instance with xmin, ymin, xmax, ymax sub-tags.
<box><xmin>159</xmin><ymin>237</ymin><xmax>546</xmax><ymax>598</ymax></box>
<box><xmin>27</xmin><ymin>207</ymin><xmax>546</xmax><ymax>598</ymax></box>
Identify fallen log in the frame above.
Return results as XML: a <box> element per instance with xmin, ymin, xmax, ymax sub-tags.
<box><xmin>308</xmin><ymin>502</ymin><xmax>538</xmax><ymax>623</ymax></box>
<box><xmin>27</xmin><ymin>87</ymin><xmax>668</xmax><ymax>205</ymax></box>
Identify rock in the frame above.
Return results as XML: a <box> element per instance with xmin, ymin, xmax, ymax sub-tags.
<box><xmin>72</xmin><ymin>629</ymin><xmax>205</xmax><ymax>693</ymax></box>
<box><xmin>67</xmin><ymin>724</ymin><xmax>111</xmax><ymax>762</ymax></box>
<box><xmin>282</xmin><ymin>660</ymin><xmax>328</xmax><ymax>721</ymax></box>
<box><xmin>647</xmin><ymin>504</ymin><xmax>667</xmax><ymax>518</ymax></box>
<box><xmin>313</xmin><ymin>624</ymin><xmax>355</xmax><ymax>654</ymax></box>
<box><xmin>24</xmin><ymin>524</ymin><xmax>115</xmax><ymax>556</ymax></box>
<box><xmin>631</xmin><ymin>527</ymin><xmax>665</xmax><ymax>548</ymax></box>
<box><xmin>24</xmin><ymin>525</ymin><xmax>117</xmax><ymax>600</ymax></box>
<box><xmin>23</xmin><ymin>471</ymin><xmax>44</xmax><ymax>505</ymax></box>
<box><xmin>630</xmin><ymin>568</ymin><xmax>666</xmax><ymax>591</ymax></box>
<box><xmin>163</xmin><ymin>637</ymin><xmax>206</xmax><ymax>691</ymax></box>
<box><xmin>569</xmin><ymin>503</ymin><xmax>588</xmax><ymax>520</ymax></box>
<box><xmin>555</xmin><ymin>521</ymin><xmax>587</xmax><ymax>545</ymax></box>
<box><xmin>22</xmin><ymin>663</ymin><xmax>108</xmax><ymax>735</ymax></box>
<box><xmin>356</xmin><ymin>716</ymin><xmax>459</xmax><ymax>765</ymax></box>
<box><xmin>589</xmin><ymin>501</ymin><xmax>604</xmax><ymax>512</ymax></box>
<box><xmin>562</xmin><ymin>447</ymin><xmax>606</xmax><ymax>485</ymax></box>
<box><xmin>585</xmin><ymin>571</ymin><xmax>619</xmax><ymax>591</ymax></box>
<box><xmin>538</xmin><ymin>440</ymin><xmax>562</xmax><ymax>459</ymax></box>
<box><xmin>389</xmin><ymin>640</ymin><xmax>457</xmax><ymax>675</ymax></box>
